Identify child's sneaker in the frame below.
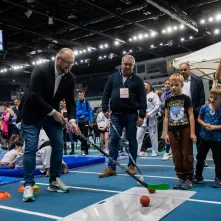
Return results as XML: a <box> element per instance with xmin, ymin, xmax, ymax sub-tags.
<box><xmin>181</xmin><ymin>179</ymin><xmax>193</xmax><ymax>190</ymax></box>
<box><xmin>213</xmin><ymin>177</ymin><xmax>221</xmax><ymax>188</ymax></box>
<box><xmin>48</xmin><ymin>178</ymin><xmax>69</xmax><ymax>192</ymax></box>
<box><xmin>173</xmin><ymin>179</ymin><xmax>185</xmax><ymax>189</ymax></box>
<box><xmin>162</xmin><ymin>153</ymin><xmax>169</xmax><ymax>160</ymax></box>
<box><xmin>193</xmin><ymin>175</ymin><xmax>204</xmax><ymax>184</ymax></box>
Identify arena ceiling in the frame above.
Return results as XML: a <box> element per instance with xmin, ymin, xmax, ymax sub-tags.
<box><xmin>0</xmin><ymin>0</ymin><xmax>220</xmax><ymax>84</ymax></box>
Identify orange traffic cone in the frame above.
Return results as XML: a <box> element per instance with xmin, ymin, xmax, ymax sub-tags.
<box><xmin>18</xmin><ymin>185</ymin><xmax>40</xmax><ymax>193</ymax></box>
<box><xmin>0</xmin><ymin>192</ymin><xmax>11</xmax><ymax>200</ymax></box>
<box><xmin>207</xmin><ymin>153</ymin><xmax>212</xmax><ymax>157</ymax></box>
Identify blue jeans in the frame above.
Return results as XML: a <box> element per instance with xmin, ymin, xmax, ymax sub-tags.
<box><xmin>22</xmin><ymin>117</ymin><xmax>63</xmax><ymax>186</ymax></box>
<box><xmin>108</xmin><ymin>113</ymin><xmax>138</xmax><ymax>170</ymax></box>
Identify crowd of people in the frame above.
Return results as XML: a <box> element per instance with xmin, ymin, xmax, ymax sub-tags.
<box><xmin>0</xmin><ymin>48</ymin><xmax>221</xmax><ymax>203</ymax></box>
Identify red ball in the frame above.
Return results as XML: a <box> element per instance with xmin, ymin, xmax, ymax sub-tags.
<box><xmin>148</xmin><ymin>189</ymin><xmax>156</xmax><ymax>194</ymax></box>
<box><xmin>140</xmin><ymin>196</ymin><xmax>150</xmax><ymax>207</ymax></box>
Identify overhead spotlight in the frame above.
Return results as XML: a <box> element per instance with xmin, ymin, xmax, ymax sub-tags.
<box><xmin>208</xmin><ymin>17</ymin><xmax>214</xmax><ymax>22</ymax></box>
<box><xmin>4</xmin><ymin>69</ymin><xmax>7</xmax><ymax>72</ymax></box>
<box><xmin>123</xmin><ymin>51</ymin><xmax>126</xmax><ymax>54</ymax></box>
<box><xmin>214</xmin><ymin>29</ymin><xmax>220</xmax><ymax>34</ymax></box>
<box><xmin>87</xmin><ymin>47</ymin><xmax>91</xmax><ymax>52</ymax></box>
<box><xmin>167</xmin><ymin>27</ymin><xmax>172</xmax><ymax>33</ymax></box>
<box><xmin>24</xmin><ymin>9</ymin><xmax>32</xmax><ymax>18</ymax></box>
<box><xmin>75</xmin><ymin>61</ymin><xmax>78</xmax><ymax>65</ymax></box>
<box><xmin>104</xmin><ymin>55</ymin><xmax>107</xmax><ymax>58</ymax></box>
<box><xmin>189</xmin><ymin>36</ymin><xmax>193</xmax><ymax>39</ymax></box>
<box><xmin>80</xmin><ymin>60</ymin><xmax>83</xmax><ymax>63</ymax></box>
<box><xmin>83</xmin><ymin>49</ymin><xmax>86</xmax><ymax>53</ymax></box>
<box><xmin>13</xmin><ymin>79</ymin><xmax>15</xmax><ymax>82</ymax></box>
<box><xmin>138</xmin><ymin>34</ymin><xmax>143</xmax><ymax>39</ymax></box>
<box><xmin>32</xmin><ymin>61</ymin><xmax>36</xmax><ymax>65</ymax></box>
<box><xmin>180</xmin><ymin>24</ymin><xmax>184</xmax><ymax>29</ymax></box>
<box><xmin>133</xmin><ymin>36</ymin><xmax>137</xmax><ymax>40</ymax></box>
<box><xmin>98</xmin><ymin>56</ymin><xmax>102</xmax><ymax>59</ymax></box>
<box><xmin>114</xmin><ymin>40</ymin><xmax>120</xmax><ymax>45</ymax></box>
<box><xmin>104</xmin><ymin>44</ymin><xmax>108</xmax><ymax>48</ymax></box>
<box><xmin>144</xmin><ymin>33</ymin><xmax>148</xmax><ymax>38</ymax></box>
<box><xmin>129</xmin><ymin>49</ymin><xmax>132</xmax><ymax>52</ymax></box>
<box><xmin>200</xmin><ymin>19</ymin><xmax>205</xmax><ymax>24</ymax></box>
<box><xmin>129</xmin><ymin>38</ymin><xmax>132</xmax><ymax>41</ymax></box>
<box><xmin>162</xmin><ymin>29</ymin><xmax>166</xmax><ymax>33</ymax></box>
<box><xmin>173</xmin><ymin>26</ymin><xmax>178</xmax><ymax>30</ymax></box>
<box><xmin>74</xmin><ymin>50</ymin><xmax>78</xmax><ymax>55</ymax></box>
<box><xmin>99</xmin><ymin>45</ymin><xmax>104</xmax><ymax>49</ymax></box>
<box><xmin>79</xmin><ymin>50</ymin><xmax>83</xmax><ymax>54</ymax></box>
<box><xmin>150</xmin><ymin>45</ymin><xmax>154</xmax><ymax>48</ymax></box>
<box><xmin>51</xmin><ymin>56</ymin><xmax>55</xmax><ymax>60</ymax></box>
<box><xmin>216</xmin><ymin>14</ymin><xmax>221</xmax><ymax>20</ymax></box>
<box><xmin>48</xmin><ymin>17</ymin><xmax>54</xmax><ymax>25</ymax></box>
<box><xmin>160</xmin><ymin>43</ymin><xmax>163</xmax><ymax>46</ymax></box>
<box><xmin>181</xmin><ymin>37</ymin><xmax>185</xmax><ymax>41</ymax></box>
<box><xmin>151</xmin><ymin>32</ymin><xmax>156</xmax><ymax>37</ymax></box>
<box><xmin>85</xmin><ymin>60</ymin><xmax>87</xmax><ymax>62</ymax></box>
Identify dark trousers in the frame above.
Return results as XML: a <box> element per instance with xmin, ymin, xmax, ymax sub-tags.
<box><xmin>78</xmin><ymin>122</ymin><xmax>89</xmax><ymax>153</ymax></box>
<box><xmin>108</xmin><ymin>113</ymin><xmax>137</xmax><ymax>170</ymax></box>
<box><xmin>195</xmin><ymin>138</ymin><xmax>221</xmax><ymax>179</ymax></box>
<box><xmin>169</xmin><ymin>127</ymin><xmax>194</xmax><ymax>179</ymax></box>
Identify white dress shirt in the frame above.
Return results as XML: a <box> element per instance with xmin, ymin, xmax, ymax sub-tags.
<box><xmin>47</xmin><ymin>63</ymin><xmax>75</xmax><ymax>123</ymax></box>
<box><xmin>47</xmin><ymin>63</ymin><xmax>64</xmax><ymax>116</ymax></box>
<box><xmin>182</xmin><ymin>75</ymin><xmax>192</xmax><ymax>99</ymax></box>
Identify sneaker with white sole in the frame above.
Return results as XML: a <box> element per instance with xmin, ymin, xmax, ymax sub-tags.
<box><xmin>151</xmin><ymin>151</ymin><xmax>158</xmax><ymax>157</ymax></box>
<box><xmin>48</xmin><ymin>178</ymin><xmax>69</xmax><ymax>193</ymax></box>
<box><xmin>162</xmin><ymin>153</ymin><xmax>169</xmax><ymax>160</ymax></box>
<box><xmin>23</xmin><ymin>186</ymin><xmax>35</xmax><ymax>202</ymax></box>
<box><xmin>138</xmin><ymin>151</ymin><xmax>147</xmax><ymax>157</ymax></box>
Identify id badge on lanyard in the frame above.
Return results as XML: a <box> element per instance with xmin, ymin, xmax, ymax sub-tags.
<box><xmin>120</xmin><ymin>73</ymin><xmax>132</xmax><ymax>99</ymax></box>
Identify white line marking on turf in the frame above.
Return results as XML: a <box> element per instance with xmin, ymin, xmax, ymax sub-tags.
<box><xmin>0</xmin><ymin>205</ymin><xmax>62</xmax><ymax>220</ymax></box>
<box><xmin>121</xmin><ymin>164</ymin><xmax>215</xmax><ymax>169</ymax></box>
<box><xmin>139</xmin><ymin>157</ymin><xmax>214</xmax><ymax>161</ymax></box>
<box><xmin>69</xmin><ymin>170</ymin><xmax>214</xmax><ymax>182</ymax></box>
<box><xmin>33</xmin><ymin>182</ymin><xmax>221</xmax><ymax>205</ymax></box>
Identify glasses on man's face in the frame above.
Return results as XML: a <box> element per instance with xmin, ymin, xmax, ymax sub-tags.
<box><xmin>59</xmin><ymin>57</ymin><xmax>75</xmax><ymax>66</ymax></box>
<box><xmin>180</xmin><ymin>69</ymin><xmax>187</xmax><ymax>72</ymax></box>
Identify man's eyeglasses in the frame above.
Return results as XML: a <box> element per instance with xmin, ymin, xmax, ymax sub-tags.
<box><xmin>180</xmin><ymin>69</ymin><xmax>187</xmax><ymax>72</ymax></box>
<box><xmin>59</xmin><ymin>57</ymin><xmax>75</xmax><ymax>66</ymax></box>
<box><xmin>123</xmin><ymin>63</ymin><xmax>133</xmax><ymax>67</ymax></box>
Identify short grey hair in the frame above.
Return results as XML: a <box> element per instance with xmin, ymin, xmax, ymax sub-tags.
<box><xmin>121</xmin><ymin>55</ymin><xmax>135</xmax><ymax>65</ymax></box>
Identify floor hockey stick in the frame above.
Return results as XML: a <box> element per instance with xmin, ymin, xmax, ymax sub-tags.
<box><xmin>67</xmin><ymin>122</ymin><xmax>169</xmax><ymax>190</ymax></box>
<box><xmin>110</xmin><ymin>121</ymin><xmax>145</xmax><ymax>186</ymax></box>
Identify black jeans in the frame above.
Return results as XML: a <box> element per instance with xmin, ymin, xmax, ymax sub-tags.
<box><xmin>195</xmin><ymin>138</ymin><xmax>221</xmax><ymax>179</ymax></box>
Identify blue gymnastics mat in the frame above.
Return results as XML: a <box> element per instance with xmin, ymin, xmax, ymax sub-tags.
<box><xmin>0</xmin><ymin>176</ymin><xmax>23</xmax><ymax>185</ymax></box>
<box><xmin>0</xmin><ymin>155</ymin><xmax>105</xmax><ymax>177</ymax></box>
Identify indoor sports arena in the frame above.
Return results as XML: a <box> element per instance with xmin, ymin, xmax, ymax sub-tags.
<box><xmin>0</xmin><ymin>0</ymin><xmax>221</xmax><ymax>221</ymax></box>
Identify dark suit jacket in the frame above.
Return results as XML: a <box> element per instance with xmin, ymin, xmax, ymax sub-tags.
<box><xmin>190</xmin><ymin>73</ymin><xmax>205</xmax><ymax>113</ymax></box>
<box><xmin>12</xmin><ymin>106</ymin><xmax>21</xmax><ymax>123</ymax></box>
<box><xmin>20</xmin><ymin>61</ymin><xmax>76</xmax><ymax>124</ymax></box>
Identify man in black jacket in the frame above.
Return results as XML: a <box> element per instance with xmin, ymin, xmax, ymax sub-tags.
<box><xmin>20</xmin><ymin>48</ymin><xmax>79</xmax><ymax>202</ymax></box>
<box><xmin>99</xmin><ymin>55</ymin><xmax>147</xmax><ymax>178</ymax></box>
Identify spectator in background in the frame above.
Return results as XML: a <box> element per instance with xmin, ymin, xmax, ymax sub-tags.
<box><xmin>160</xmin><ymin>79</ymin><xmax>173</xmax><ymax>160</ymax></box>
<box><xmin>96</xmin><ymin>108</ymin><xmax>110</xmax><ymax>153</ymax></box>
<box><xmin>216</xmin><ymin>58</ymin><xmax>221</xmax><ymax>83</ymax></box>
<box><xmin>179</xmin><ymin>62</ymin><xmax>206</xmax><ymax>165</ymax></box>
<box><xmin>137</xmin><ymin>82</ymin><xmax>160</xmax><ymax>157</ymax></box>
<box><xmin>12</xmin><ymin>98</ymin><xmax>22</xmax><ymax>139</ymax></box>
<box><xmin>76</xmin><ymin>91</ymin><xmax>93</xmax><ymax>155</ymax></box>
